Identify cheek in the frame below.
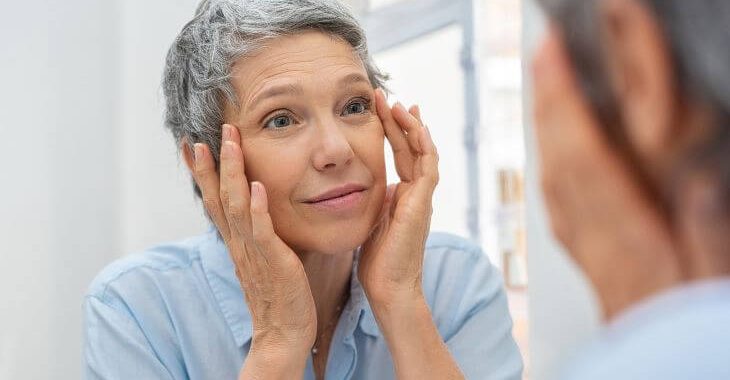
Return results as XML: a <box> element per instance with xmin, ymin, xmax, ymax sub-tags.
<box><xmin>351</xmin><ymin>120</ymin><xmax>386</xmax><ymax>178</ymax></box>
<box><xmin>242</xmin><ymin>141</ymin><xmax>305</xmax><ymax>211</ymax></box>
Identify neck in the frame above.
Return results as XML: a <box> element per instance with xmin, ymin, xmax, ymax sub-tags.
<box><xmin>297</xmin><ymin>250</ymin><xmax>354</xmax><ymax>333</ymax></box>
<box><xmin>592</xmin><ymin>250</ymin><xmax>680</xmax><ymax>321</ymax></box>
<box><xmin>676</xmin><ymin>175</ymin><xmax>730</xmax><ymax>279</ymax></box>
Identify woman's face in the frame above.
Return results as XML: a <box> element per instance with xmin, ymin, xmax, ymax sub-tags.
<box><xmin>224</xmin><ymin>31</ymin><xmax>387</xmax><ymax>255</ymax></box>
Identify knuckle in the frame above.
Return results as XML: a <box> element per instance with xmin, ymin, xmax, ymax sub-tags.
<box><xmin>202</xmin><ymin>195</ymin><xmax>220</xmax><ymax>213</ymax></box>
<box><xmin>219</xmin><ymin>187</ymin><xmax>231</xmax><ymax>204</ymax></box>
<box><xmin>195</xmin><ymin>164</ymin><xmax>214</xmax><ymax>178</ymax></box>
<box><xmin>227</xmin><ymin>201</ymin><xmax>247</xmax><ymax>221</ymax></box>
<box><xmin>223</xmin><ymin>169</ymin><xmax>238</xmax><ymax>182</ymax></box>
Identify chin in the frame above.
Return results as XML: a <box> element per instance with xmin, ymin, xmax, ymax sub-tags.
<box><xmin>312</xmin><ymin>224</ymin><xmax>373</xmax><ymax>255</ymax></box>
<box><xmin>284</xmin><ymin>219</ymin><xmax>374</xmax><ymax>256</ymax></box>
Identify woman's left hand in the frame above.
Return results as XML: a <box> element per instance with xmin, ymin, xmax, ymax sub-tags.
<box><xmin>358</xmin><ymin>88</ymin><xmax>440</xmax><ymax>307</ymax></box>
<box><xmin>358</xmin><ymin>90</ymin><xmax>464</xmax><ymax>380</ymax></box>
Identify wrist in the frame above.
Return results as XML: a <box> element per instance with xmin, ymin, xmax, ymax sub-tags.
<box><xmin>363</xmin><ymin>276</ymin><xmax>424</xmax><ymax>307</ymax></box>
<box><xmin>367</xmin><ymin>292</ymin><xmax>464</xmax><ymax>379</ymax></box>
<box><xmin>368</xmin><ymin>286</ymin><xmax>428</xmax><ymax>325</ymax></box>
<box><xmin>240</xmin><ymin>340</ymin><xmax>309</xmax><ymax>380</ymax></box>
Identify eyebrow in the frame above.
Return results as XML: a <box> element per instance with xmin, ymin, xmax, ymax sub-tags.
<box><xmin>338</xmin><ymin>73</ymin><xmax>371</xmax><ymax>87</ymax></box>
<box><xmin>247</xmin><ymin>83</ymin><xmax>304</xmax><ymax>111</ymax></box>
<box><xmin>246</xmin><ymin>73</ymin><xmax>372</xmax><ymax>111</ymax></box>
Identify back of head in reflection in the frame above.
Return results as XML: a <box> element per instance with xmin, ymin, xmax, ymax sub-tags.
<box><xmin>533</xmin><ymin>0</ymin><xmax>730</xmax><ymax>378</ymax></box>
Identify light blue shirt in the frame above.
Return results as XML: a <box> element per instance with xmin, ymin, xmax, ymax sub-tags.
<box><xmin>560</xmin><ymin>279</ymin><xmax>730</xmax><ymax>379</ymax></box>
<box><xmin>84</xmin><ymin>230</ymin><xmax>523</xmax><ymax>379</ymax></box>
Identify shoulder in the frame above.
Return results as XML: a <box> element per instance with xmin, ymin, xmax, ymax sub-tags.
<box><xmin>422</xmin><ymin>231</ymin><xmax>497</xmax><ymax>289</ymax></box>
<box><xmin>424</xmin><ymin>231</ymin><xmax>489</xmax><ymax>264</ymax></box>
<box><xmin>421</xmin><ymin>232</ymin><xmax>504</xmax><ymax>330</ymax></box>
<box><xmin>86</xmin><ymin>233</ymin><xmax>210</xmax><ymax>304</ymax></box>
<box><xmin>561</xmin><ymin>297</ymin><xmax>730</xmax><ymax>379</ymax></box>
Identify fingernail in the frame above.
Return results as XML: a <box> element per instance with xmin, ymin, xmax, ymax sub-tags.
<box><xmin>394</xmin><ymin>102</ymin><xmax>406</xmax><ymax>112</ymax></box>
<box><xmin>222</xmin><ymin>125</ymin><xmax>231</xmax><ymax>141</ymax></box>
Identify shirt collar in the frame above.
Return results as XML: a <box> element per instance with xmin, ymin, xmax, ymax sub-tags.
<box><xmin>199</xmin><ymin>229</ymin><xmax>380</xmax><ymax>347</ymax></box>
<box><xmin>607</xmin><ymin>277</ymin><xmax>730</xmax><ymax>336</ymax></box>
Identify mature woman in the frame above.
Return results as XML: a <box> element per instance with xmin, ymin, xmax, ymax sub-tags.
<box><xmin>84</xmin><ymin>1</ymin><xmax>522</xmax><ymax>379</ymax></box>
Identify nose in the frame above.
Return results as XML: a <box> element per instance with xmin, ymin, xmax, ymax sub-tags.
<box><xmin>311</xmin><ymin>119</ymin><xmax>355</xmax><ymax>172</ymax></box>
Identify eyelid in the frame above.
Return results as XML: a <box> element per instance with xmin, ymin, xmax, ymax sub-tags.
<box><xmin>341</xmin><ymin>96</ymin><xmax>372</xmax><ymax>115</ymax></box>
<box><xmin>262</xmin><ymin>109</ymin><xmax>297</xmax><ymax>130</ymax></box>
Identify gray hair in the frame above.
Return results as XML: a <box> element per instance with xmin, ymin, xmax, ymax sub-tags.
<box><xmin>162</xmin><ymin>0</ymin><xmax>388</xmax><ymax>199</ymax></box>
<box><xmin>539</xmin><ymin>0</ymin><xmax>730</xmax><ymax>210</ymax></box>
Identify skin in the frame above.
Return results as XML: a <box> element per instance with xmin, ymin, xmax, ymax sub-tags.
<box><xmin>181</xmin><ymin>31</ymin><xmax>462</xmax><ymax>380</ymax></box>
<box><xmin>533</xmin><ymin>0</ymin><xmax>730</xmax><ymax>322</ymax></box>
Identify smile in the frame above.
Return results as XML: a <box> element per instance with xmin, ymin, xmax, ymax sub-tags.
<box><xmin>304</xmin><ymin>184</ymin><xmax>367</xmax><ymax>213</ymax></box>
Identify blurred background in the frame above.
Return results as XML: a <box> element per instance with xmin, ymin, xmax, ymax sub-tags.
<box><xmin>0</xmin><ymin>0</ymin><xmax>599</xmax><ymax>379</ymax></box>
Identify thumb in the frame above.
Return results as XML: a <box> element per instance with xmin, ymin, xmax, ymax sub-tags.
<box><xmin>249</xmin><ymin>181</ymin><xmax>287</xmax><ymax>258</ymax></box>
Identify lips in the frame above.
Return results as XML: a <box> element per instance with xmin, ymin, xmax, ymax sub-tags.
<box><xmin>304</xmin><ymin>183</ymin><xmax>367</xmax><ymax>204</ymax></box>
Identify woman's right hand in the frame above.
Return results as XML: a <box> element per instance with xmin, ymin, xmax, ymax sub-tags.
<box><xmin>190</xmin><ymin>124</ymin><xmax>316</xmax><ymax>378</ymax></box>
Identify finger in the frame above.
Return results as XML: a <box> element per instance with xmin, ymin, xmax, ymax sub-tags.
<box><xmin>249</xmin><ymin>181</ymin><xmax>290</xmax><ymax>264</ymax></box>
<box><xmin>219</xmin><ymin>125</ymin><xmax>253</xmax><ymax>240</ymax></box>
<box><xmin>409</xmin><ymin>104</ymin><xmax>422</xmax><ymax>121</ymax></box>
<box><xmin>192</xmin><ymin>143</ymin><xmax>232</xmax><ymax>242</ymax></box>
<box><xmin>378</xmin><ymin>183</ymin><xmax>397</xmax><ymax>221</ymax></box>
<box><xmin>375</xmin><ymin>88</ymin><xmax>414</xmax><ymax>181</ymax></box>
<box><xmin>416</xmin><ymin>124</ymin><xmax>439</xmax><ymax>190</ymax></box>
<box><xmin>392</xmin><ymin>102</ymin><xmax>424</xmax><ymax>154</ymax></box>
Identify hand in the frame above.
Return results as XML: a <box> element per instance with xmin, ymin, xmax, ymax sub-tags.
<box><xmin>533</xmin><ymin>28</ymin><xmax>680</xmax><ymax>318</ymax></box>
<box><xmin>358</xmin><ymin>89</ymin><xmax>440</xmax><ymax>307</ymax></box>
<box><xmin>358</xmin><ymin>90</ymin><xmax>463</xmax><ymax>380</ymax></box>
<box><xmin>190</xmin><ymin>125</ymin><xmax>316</xmax><ymax>375</ymax></box>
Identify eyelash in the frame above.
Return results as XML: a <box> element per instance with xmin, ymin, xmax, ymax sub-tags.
<box><xmin>341</xmin><ymin>97</ymin><xmax>372</xmax><ymax>116</ymax></box>
<box><xmin>261</xmin><ymin>96</ymin><xmax>373</xmax><ymax>130</ymax></box>
<box><xmin>263</xmin><ymin>111</ymin><xmax>296</xmax><ymax>130</ymax></box>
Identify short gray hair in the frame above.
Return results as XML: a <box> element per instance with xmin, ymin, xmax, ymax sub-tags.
<box><xmin>539</xmin><ymin>0</ymin><xmax>730</xmax><ymax>209</ymax></box>
<box><xmin>162</xmin><ymin>0</ymin><xmax>388</xmax><ymax>199</ymax></box>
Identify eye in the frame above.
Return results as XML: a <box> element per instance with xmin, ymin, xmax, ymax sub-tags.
<box><xmin>264</xmin><ymin>114</ymin><xmax>293</xmax><ymax>129</ymax></box>
<box><xmin>342</xmin><ymin>98</ymin><xmax>371</xmax><ymax>116</ymax></box>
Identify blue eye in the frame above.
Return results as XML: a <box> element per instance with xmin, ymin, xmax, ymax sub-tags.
<box><xmin>343</xmin><ymin>99</ymin><xmax>370</xmax><ymax>116</ymax></box>
<box><xmin>264</xmin><ymin>114</ymin><xmax>292</xmax><ymax>129</ymax></box>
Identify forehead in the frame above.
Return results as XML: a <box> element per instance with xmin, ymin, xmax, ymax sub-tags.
<box><xmin>231</xmin><ymin>31</ymin><xmax>366</xmax><ymax>97</ymax></box>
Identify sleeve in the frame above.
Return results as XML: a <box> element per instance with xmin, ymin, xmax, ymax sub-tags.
<box><xmin>84</xmin><ymin>296</ymin><xmax>177</xmax><ymax>380</ymax></box>
<box><xmin>442</xmin><ymin>250</ymin><xmax>524</xmax><ymax>380</ymax></box>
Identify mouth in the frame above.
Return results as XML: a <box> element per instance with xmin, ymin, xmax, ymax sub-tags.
<box><xmin>304</xmin><ymin>184</ymin><xmax>368</xmax><ymax>212</ymax></box>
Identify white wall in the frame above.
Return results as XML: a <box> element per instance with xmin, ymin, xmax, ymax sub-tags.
<box><xmin>117</xmin><ymin>0</ymin><xmax>208</xmax><ymax>255</ymax></box>
<box><xmin>522</xmin><ymin>1</ymin><xmax>601</xmax><ymax>378</ymax></box>
<box><xmin>0</xmin><ymin>1</ymin><xmax>206</xmax><ymax>378</ymax></box>
<box><xmin>374</xmin><ymin>25</ymin><xmax>471</xmax><ymax>242</ymax></box>
<box><xmin>0</xmin><ymin>1</ymin><xmax>120</xmax><ymax>378</ymax></box>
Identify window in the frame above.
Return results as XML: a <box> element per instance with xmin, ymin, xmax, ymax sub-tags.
<box><xmin>349</xmin><ymin>0</ymin><xmax>529</xmax><ymax>376</ymax></box>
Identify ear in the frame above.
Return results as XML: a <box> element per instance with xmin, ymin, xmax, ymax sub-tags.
<box><xmin>600</xmin><ymin>0</ymin><xmax>677</xmax><ymax>164</ymax></box>
<box><xmin>181</xmin><ymin>138</ymin><xmax>195</xmax><ymax>174</ymax></box>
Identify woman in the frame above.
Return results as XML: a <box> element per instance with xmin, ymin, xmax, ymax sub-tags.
<box><xmin>84</xmin><ymin>0</ymin><xmax>522</xmax><ymax>379</ymax></box>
